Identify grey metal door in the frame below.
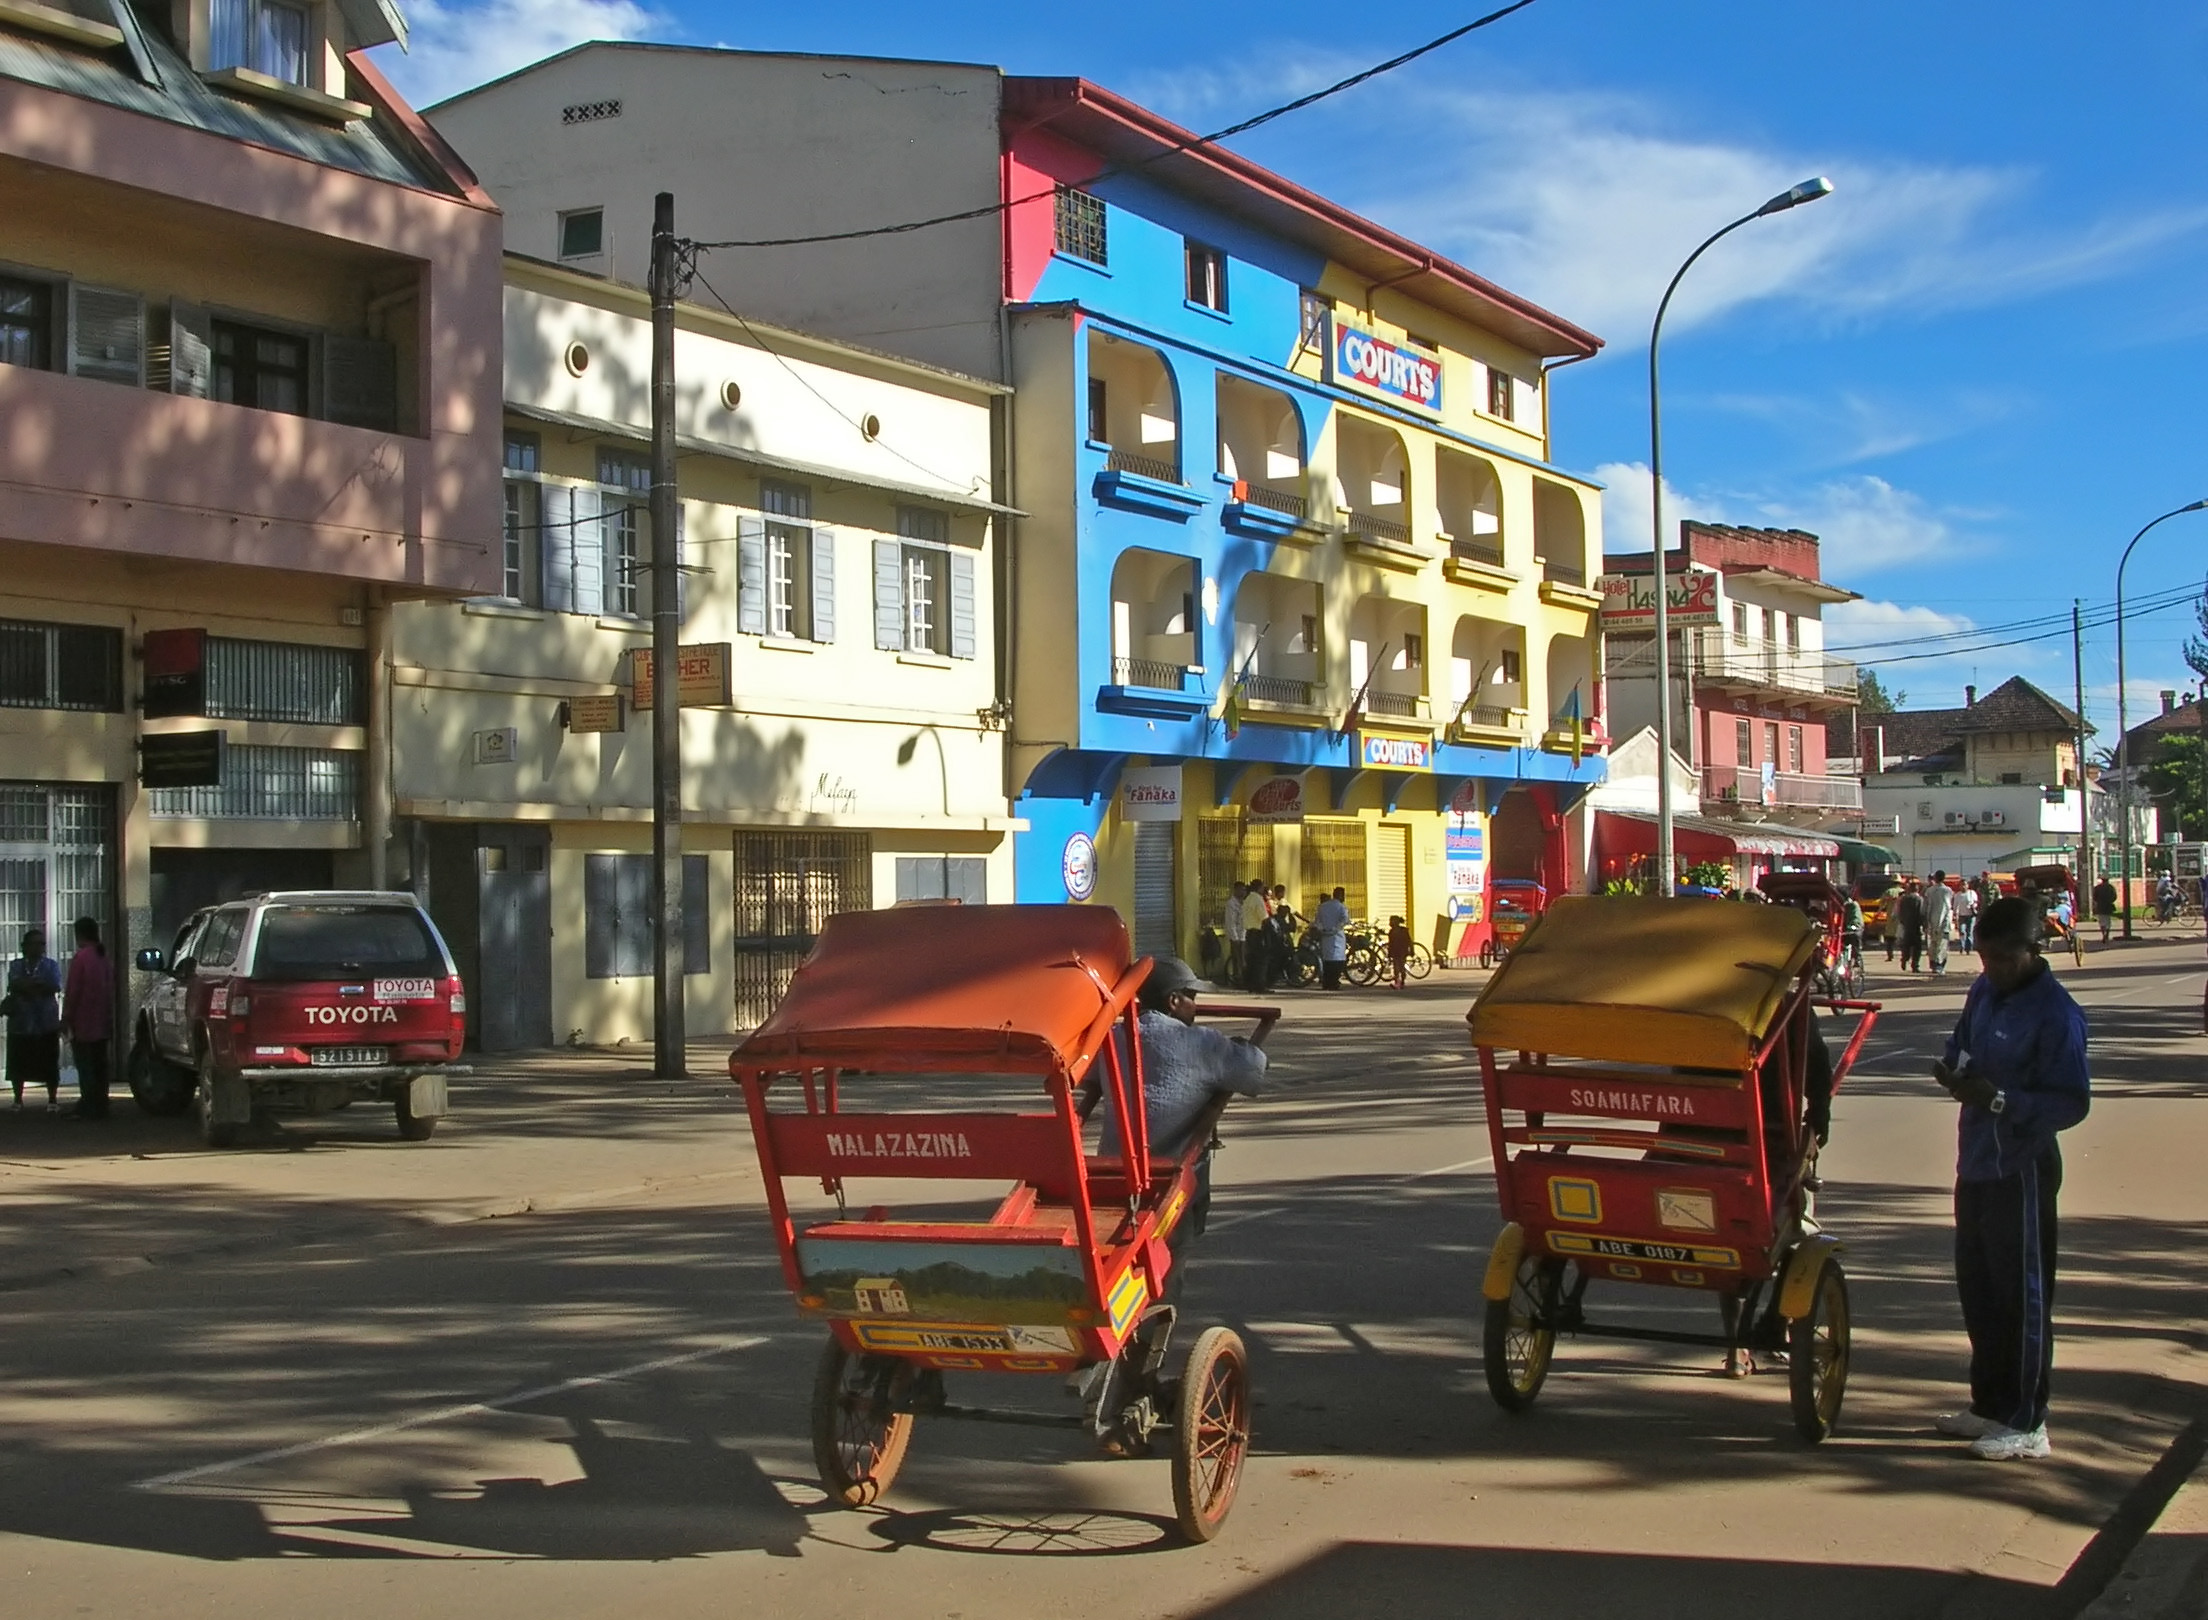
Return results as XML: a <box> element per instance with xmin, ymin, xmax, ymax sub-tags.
<box><xmin>1132</xmin><ymin>821</ymin><xmax>1177</xmax><ymax>958</ymax></box>
<box><xmin>731</xmin><ymin>831</ymin><xmax>870</xmax><ymax>1031</ymax></box>
<box><xmin>477</xmin><ymin>825</ymin><xmax>552</xmax><ymax>1051</ymax></box>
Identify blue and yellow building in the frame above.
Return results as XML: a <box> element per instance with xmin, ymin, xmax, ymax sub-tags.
<box><xmin>999</xmin><ymin>79</ymin><xmax>1610</xmax><ymax>961</ymax></box>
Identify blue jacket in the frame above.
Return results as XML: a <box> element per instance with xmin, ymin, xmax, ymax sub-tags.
<box><xmin>6</xmin><ymin>954</ymin><xmax>62</xmax><ymax>1038</ymax></box>
<box><xmin>1942</xmin><ymin>962</ymin><xmax>2090</xmax><ymax>1182</ymax></box>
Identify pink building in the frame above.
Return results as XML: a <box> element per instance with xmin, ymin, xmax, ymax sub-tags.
<box><xmin>0</xmin><ymin>0</ymin><xmax>500</xmax><ymax>968</ymax></box>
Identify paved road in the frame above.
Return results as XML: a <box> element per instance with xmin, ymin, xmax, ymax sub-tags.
<box><xmin>2</xmin><ymin>938</ymin><xmax>2203</xmax><ymax>1618</ymax></box>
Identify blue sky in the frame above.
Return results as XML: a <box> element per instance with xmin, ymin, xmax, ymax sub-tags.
<box><xmin>374</xmin><ymin>0</ymin><xmax>2208</xmax><ymax>736</ymax></box>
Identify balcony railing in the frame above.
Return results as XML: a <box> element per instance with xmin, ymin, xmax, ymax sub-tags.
<box><xmin>1700</xmin><ymin>765</ymin><xmax>1864</xmax><ymax>811</ymax></box>
<box><xmin>1364</xmin><ymin>689</ymin><xmax>1424</xmax><ymax>719</ymax></box>
<box><xmin>1105</xmin><ymin>448</ymin><xmax>1182</xmax><ymax>484</ymax></box>
<box><xmin>1239</xmin><ymin>482</ymin><xmax>1307</xmax><ymax>518</ymax></box>
<box><xmin>1460</xmin><ymin>703</ymin><xmax>1526</xmax><ymax>736</ymax></box>
<box><xmin>1111</xmin><ymin>656</ymin><xmax>1190</xmax><ymax>692</ymax></box>
<box><xmin>1345</xmin><ymin>510</ymin><xmax>1411</xmax><ymax>545</ymax></box>
<box><xmin>1688</xmin><ymin>630</ymin><xmax>1859</xmax><ymax>700</ymax></box>
<box><xmin>1243</xmin><ymin>673</ymin><xmax>1317</xmax><ymax>707</ymax></box>
<box><xmin>1540</xmin><ymin>558</ymin><xmax>1587</xmax><ymax>587</ymax></box>
<box><xmin>1448</xmin><ymin>538</ymin><xmax>1507</xmax><ymax>569</ymax></box>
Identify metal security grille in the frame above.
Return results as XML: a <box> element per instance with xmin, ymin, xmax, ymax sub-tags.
<box><xmin>0</xmin><ymin>784</ymin><xmax>113</xmax><ymax>949</ymax></box>
<box><xmin>1132</xmin><ymin>821</ymin><xmax>1177</xmax><ymax>958</ymax></box>
<box><xmin>1197</xmin><ymin>815</ymin><xmax>1273</xmax><ymax>940</ymax></box>
<box><xmin>1300</xmin><ymin>819</ymin><xmax>1368</xmax><ymax>921</ymax></box>
<box><xmin>731</xmin><ymin>831</ymin><xmax>870</xmax><ymax>1030</ymax></box>
<box><xmin>1054</xmin><ymin>185</ymin><xmax>1107</xmax><ymax>265</ymax></box>
<box><xmin>149</xmin><ymin>746</ymin><xmax>358</xmax><ymax>820</ymax></box>
<box><xmin>205</xmin><ymin>639</ymin><xmax>363</xmax><ymax>725</ymax></box>
<box><xmin>0</xmin><ymin>620</ymin><xmax>122</xmax><ymax>713</ymax></box>
<box><xmin>1372</xmin><ymin>823</ymin><xmax>1411</xmax><ymax>925</ymax></box>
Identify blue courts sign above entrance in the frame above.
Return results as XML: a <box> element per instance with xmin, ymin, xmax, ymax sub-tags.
<box><xmin>1328</xmin><ymin>316</ymin><xmax>1442</xmax><ymax>416</ymax></box>
<box><xmin>1358</xmin><ymin>733</ymin><xmax>1433</xmax><ymax>771</ymax></box>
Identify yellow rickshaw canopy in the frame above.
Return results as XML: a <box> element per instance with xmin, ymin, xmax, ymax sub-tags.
<box><xmin>1466</xmin><ymin>896</ymin><xmax>1819</xmax><ymax>1071</ymax></box>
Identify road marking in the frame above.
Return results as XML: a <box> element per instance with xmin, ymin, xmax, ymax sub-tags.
<box><xmin>132</xmin><ymin>1335</ymin><xmax>768</xmax><ymax>1491</ymax></box>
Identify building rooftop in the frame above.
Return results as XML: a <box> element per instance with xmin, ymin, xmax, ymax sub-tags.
<box><xmin>1853</xmin><ymin>676</ymin><xmax>2083</xmax><ymax>771</ymax></box>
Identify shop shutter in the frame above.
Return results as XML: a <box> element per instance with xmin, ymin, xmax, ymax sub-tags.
<box><xmin>323</xmin><ymin>334</ymin><xmax>397</xmax><ymax>430</ymax></box>
<box><xmin>948</xmin><ymin>549</ymin><xmax>977</xmax><ymax>660</ymax></box>
<box><xmin>682</xmin><ymin>853</ymin><xmax>709</xmax><ymax>974</ymax></box>
<box><xmin>68</xmin><ymin>285</ymin><xmax>144</xmax><ymax>385</ymax></box>
<box><xmin>160</xmin><ymin>301</ymin><xmax>212</xmax><ymax>398</ymax></box>
<box><xmin>1372</xmin><ymin>822</ymin><xmax>1411</xmax><ymax>925</ymax></box>
<box><xmin>809</xmin><ymin>526</ymin><xmax>837</xmax><ymax>643</ymax></box>
<box><xmin>583</xmin><ymin>854</ymin><xmax>621</xmax><ymax>978</ymax></box>
<box><xmin>1132</xmin><ymin>821</ymin><xmax>1177</xmax><ymax>958</ymax></box>
<box><xmin>737</xmin><ymin>517</ymin><xmax>767</xmax><ymax>635</ymax></box>
<box><xmin>873</xmin><ymin>538</ymin><xmax>904</xmax><ymax>650</ymax></box>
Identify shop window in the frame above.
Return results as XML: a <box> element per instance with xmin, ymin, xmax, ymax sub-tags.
<box><xmin>1736</xmin><ymin>717</ymin><xmax>1753</xmax><ymax>765</ymax></box>
<box><xmin>0</xmin><ymin>620</ymin><xmax>122</xmax><ymax>713</ymax></box>
<box><xmin>204</xmin><ymin>638</ymin><xmax>363</xmax><ymax>726</ymax></box>
<box><xmin>583</xmin><ymin>853</ymin><xmax>709</xmax><ymax>978</ymax></box>
<box><xmin>895</xmin><ymin>857</ymin><xmax>986</xmax><ymax>904</ymax></box>
<box><xmin>0</xmin><ymin>276</ymin><xmax>53</xmax><ymax>371</ymax></box>
<box><xmin>1054</xmin><ymin>186</ymin><xmax>1108</xmax><ymax>266</ymax></box>
<box><xmin>149</xmin><ymin>746</ymin><xmax>357</xmax><ymax>820</ymax></box>
<box><xmin>1486</xmin><ymin>366</ymin><xmax>1514</xmax><ymax>420</ymax></box>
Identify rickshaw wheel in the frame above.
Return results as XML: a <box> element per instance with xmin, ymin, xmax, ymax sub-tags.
<box><xmin>811</xmin><ymin>1338</ymin><xmax>915</xmax><ymax>1507</ymax></box>
<box><xmin>1170</xmin><ymin>1328</ymin><xmax>1250</xmax><ymax>1543</ymax></box>
<box><xmin>1788</xmin><ymin>1261</ymin><xmax>1851</xmax><ymax>1443</ymax></box>
<box><xmin>1484</xmin><ymin>1256</ymin><xmax>1562</xmax><ymax>1411</ymax></box>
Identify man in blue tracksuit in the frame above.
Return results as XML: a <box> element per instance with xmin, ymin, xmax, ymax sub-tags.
<box><xmin>1931</xmin><ymin>896</ymin><xmax>2090</xmax><ymax>1461</ymax></box>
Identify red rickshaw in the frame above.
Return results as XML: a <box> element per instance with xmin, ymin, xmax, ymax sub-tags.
<box><xmin>2014</xmin><ymin>862</ymin><xmax>2086</xmax><ymax>966</ymax></box>
<box><xmin>1468</xmin><ymin>896</ymin><xmax>1881</xmax><ymax>1440</ymax></box>
<box><xmin>1478</xmin><ymin>877</ymin><xmax>1549</xmax><ymax>968</ymax></box>
<box><xmin>1757</xmin><ymin>870</ymin><xmax>1863</xmax><ymax>996</ymax></box>
<box><xmin>730</xmin><ymin>904</ymin><xmax>1273</xmax><ymax>1542</ymax></box>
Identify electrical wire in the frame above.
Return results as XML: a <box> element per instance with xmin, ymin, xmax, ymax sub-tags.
<box><xmin>1848</xmin><ymin>588</ymin><xmax>2204</xmax><ymax>669</ymax></box>
<box><xmin>688</xmin><ymin>2</ymin><xmax>1540</xmax><ymax>252</ymax></box>
<box><xmin>1825</xmin><ymin>578</ymin><xmax>2204</xmax><ymax>656</ymax></box>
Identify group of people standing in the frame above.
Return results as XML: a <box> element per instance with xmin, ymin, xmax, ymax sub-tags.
<box><xmin>4</xmin><ymin>919</ymin><xmax>114</xmax><ymax>1118</ymax></box>
<box><xmin>1890</xmin><ymin>871</ymin><xmax>1992</xmax><ymax>975</ymax></box>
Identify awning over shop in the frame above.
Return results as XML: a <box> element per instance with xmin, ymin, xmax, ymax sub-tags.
<box><xmin>1596</xmin><ymin>810</ymin><xmax>1841</xmax><ymax>861</ymax></box>
<box><xmin>1831</xmin><ymin>835</ymin><xmax>1900</xmax><ymax>866</ymax></box>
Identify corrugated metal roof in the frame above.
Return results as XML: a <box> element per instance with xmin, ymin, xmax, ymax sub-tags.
<box><xmin>0</xmin><ymin>9</ymin><xmax>453</xmax><ymax>193</ymax></box>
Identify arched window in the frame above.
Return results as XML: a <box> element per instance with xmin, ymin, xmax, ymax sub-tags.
<box><xmin>1533</xmin><ymin>479</ymin><xmax>1588</xmax><ymax>586</ymax></box>
<box><xmin>1087</xmin><ymin>331</ymin><xmax>1179</xmax><ymax>482</ymax></box>
<box><xmin>1108</xmin><ymin>548</ymin><xmax>1199</xmax><ymax>691</ymax></box>
<box><xmin>1333</xmin><ymin>414</ymin><xmax>1411</xmax><ymax>544</ymax></box>
<box><xmin>1216</xmin><ymin>373</ymin><xmax>1305</xmax><ymax>516</ymax></box>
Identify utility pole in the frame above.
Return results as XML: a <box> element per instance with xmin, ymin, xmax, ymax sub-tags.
<box><xmin>2072</xmin><ymin>600</ymin><xmax>2091</xmax><ymax>892</ymax></box>
<box><xmin>649</xmin><ymin>191</ymin><xmax>686</xmax><ymax>1077</ymax></box>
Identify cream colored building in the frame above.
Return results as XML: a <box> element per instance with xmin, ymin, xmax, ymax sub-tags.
<box><xmin>391</xmin><ymin>258</ymin><xmax>1014</xmax><ymax>1047</ymax></box>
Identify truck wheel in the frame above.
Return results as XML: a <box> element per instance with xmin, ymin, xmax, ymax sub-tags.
<box><xmin>194</xmin><ymin>1048</ymin><xmax>241</xmax><ymax>1149</ymax></box>
<box><xmin>128</xmin><ymin>1032</ymin><xmax>192</xmax><ymax>1116</ymax></box>
<box><xmin>395</xmin><ymin>1092</ymin><xmax>439</xmax><ymax>1141</ymax></box>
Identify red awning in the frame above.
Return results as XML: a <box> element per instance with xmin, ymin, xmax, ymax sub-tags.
<box><xmin>1596</xmin><ymin>810</ymin><xmax>1840</xmax><ymax>861</ymax></box>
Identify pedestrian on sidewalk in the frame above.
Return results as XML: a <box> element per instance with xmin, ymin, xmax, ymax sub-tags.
<box><xmin>1222</xmin><ymin>881</ymin><xmax>1248</xmax><ymax>988</ymax></box>
<box><xmin>1931</xmin><ymin>896</ymin><xmax>2090</xmax><ymax>1461</ymax></box>
<box><xmin>1386</xmin><ymin>915</ymin><xmax>1412</xmax><ymax>989</ymax></box>
<box><xmin>2091</xmin><ymin>876</ymin><xmax>2118</xmax><ymax>943</ymax></box>
<box><xmin>1238</xmin><ymin>878</ymin><xmax>1271</xmax><ymax>992</ymax></box>
<box><xmin>1897</xmin><ymin>882</ymin><xmax>1927</xmax><ymax>973</ymax></box>
<box><xmin>1924</xmin><ymin>872</ymin><xmax>1956</xmax><ymax>976</ymax></box>
<box><xmin>1956</xmin><ymin>879</ymin><xmax>1981</xmax><ymax>952</ymax></box>
<box><xmin>1312</xmin><ymin>886</ymin><xmax>1350</xmax><ymax>991</ymax></box>
<box><xmin>62</xmin><ymin>917</ymin><xmax>113</xmax><ymax>1119</ymax></box>
<box><xmin>6</xmin><ymin>928</ymin><xmax>63</xmax><ymax>1113</ymax></box>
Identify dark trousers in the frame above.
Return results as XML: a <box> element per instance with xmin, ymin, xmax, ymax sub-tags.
<box><xmin>8</xmin><ymin>1031</ymin><xmax>59</xmax><ymax>1101</ymax></box>
<box><xmin>1955</xmin><ymin>1152</ymin><xmax>2061</xmax><ymax>1433</ymax></box>
<box><xmin>72</xmin><ymin>1038</ymin><xmax>111</xmax><ymax>1117</ymax></box>
<box><xmin>1320</xmin><ymin>957</ymin><xmax>1343</xmax><ymax>990</ymax></box>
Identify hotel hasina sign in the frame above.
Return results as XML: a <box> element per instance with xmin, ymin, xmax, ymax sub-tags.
<box><xmin>1328</xmin><ymin>317</ymin><xmax>1442</xmax><ymax>415</ymax></box>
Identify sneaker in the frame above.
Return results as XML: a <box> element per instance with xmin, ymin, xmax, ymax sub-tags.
<box><xmin>1935</xmin><ymin>1409</ymin><xmax>2001</xmax><ymax>1439</ymax></box>
<box><xmin>1970</xmin><ymin>1424</ymin><xmax>2051</xmax><ymax>1461</ymax></box>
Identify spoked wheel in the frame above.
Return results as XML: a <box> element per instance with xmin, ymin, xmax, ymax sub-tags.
<box><xmin>1788</xmin><ymin>1261</ymin><xmax>1851</xmax><ymax>1442</ymax></box>
<box><xmin>1484</xmin><ymin>1255</ymin><xmax>1563</xmax><ymax>1411</ymax></box>
<box><xmin>811</xmin><ymin>1337</ymin><xmax>915</xmax><ymax>1506</ymax></box>
<box><xmin>1170</xmin><ymin>1327</ymin><xmax>1250</xmax><ymax>1543</ymax></box>
<box><xmin>1405</xmin><ymin>943</ymin><xmax>1435</xmax><ymax>981</ymax></box>
<box><xmin>1478</xmin><ymin>941</ymin><xmax>1498</xmax><ymax>969</ymax></box>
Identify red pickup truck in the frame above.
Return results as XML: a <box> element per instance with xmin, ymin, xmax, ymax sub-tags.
<box><xmin>130</xmin><ymin>891</ymin><xmax>468</xmax><ymax>1146</ymax></box>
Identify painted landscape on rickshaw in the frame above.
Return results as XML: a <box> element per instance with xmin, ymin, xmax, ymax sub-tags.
<box><xmin>795</xmin><ymin>1237</ymin><xmax>1089</xmax><ymax>1324</ymax></box>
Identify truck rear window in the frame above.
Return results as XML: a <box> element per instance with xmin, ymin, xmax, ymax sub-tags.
<box><xmin>249</xmin><ymin>906</ymin><xmax>444</xmax><ymax>982</ymax></box>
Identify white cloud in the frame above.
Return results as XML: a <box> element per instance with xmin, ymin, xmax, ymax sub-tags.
<box><xmin>1589</xmin><ymin>460</ymin><xmax>1717</xmax><ymax>556</ymax></box>
<box><xmin>1824</xmin><ymin>599</ymin><xmax>1975</xmax><ymax>649</ymax></box>
<box><xmin>369</xmin><ymin>0</ymin><xmax>662</xmax><ymax>110</ymax></box>
<box><xmin>1751</xmin><ymin>476</ymin><xmax>1967</xmax><ymax>574</ymax></box>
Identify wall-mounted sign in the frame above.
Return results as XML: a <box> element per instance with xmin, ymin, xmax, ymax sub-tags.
<box><xmin>1246</xmin><ymin>774</ymin><xmax>1306</xmax><ymax>824</ymax></box>
<box><xmin>563</xmin><ymin>694</ymin><xmax>625</xmax><ymax>733</ymax></box>
<box><xmin>1326</xmin><ymin>317</ymin><xmax>1442</xmax><ymax>415</ymax></box>
<box><xmin>139</xmin><ymin>729</ymin><xmax>225</xmax><ymax>789</ymax></box>
<box><xmin>628</xmin><ymin>642</ymin><xmax>732</xmax><ymax>708</ymax></box>
<box><xmin>1061</xmin><ymin>831</ymin><xmax>1097</xmax><ymax>900</ymax></box>
<box><xmin>142</xmin><ymin>627</ymin><xmax>207</xmax><ymax>719</ymax></box>
<box><xmin>475</xmin><ymin>727</ymin><xmax>519</xmax><ymax>765</ymax></box>
<box><xmin>1596</xmin><ymin>568</ymin><xmax>1721</xmax><ymax>627</ymax></box>
<box><xmin>1119</xmin><ymin>765</ymin><xmax>1183</xmax><ymax>822</ymax></box>
<box><xmin>1446</xmin><ymin>826</ymin><xmax>1486</xmax><ymax>920</ymax></box>
<box><xmin>1359</xmin><ymin>733</ymin><xmax>1432</xmax><ymax>771</ymax></box>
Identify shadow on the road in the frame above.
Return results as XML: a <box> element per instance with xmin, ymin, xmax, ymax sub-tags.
<box><xmin>868</xmin><ymin>1505</ymin><xmax>1176</xmax><ymax>1556</ymax></box>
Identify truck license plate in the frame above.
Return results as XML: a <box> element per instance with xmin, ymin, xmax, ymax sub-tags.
<box><xmin>311</xmin><ymin>1046</ymin><xmax>390</xmax><ymax>1067</ymax></box>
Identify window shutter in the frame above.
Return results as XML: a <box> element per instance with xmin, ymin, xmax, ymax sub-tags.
<box><xmin>809</xmin><ymin>526</ymin><xmax>836</xmax><ymax>643</ymax></box>
<box><xmin>158</xmin><ymin>301</ymin><xmax>212</xmax><ymax>398</ymax></box>
<box><xmin>873</xmin><ymin>538</ymin><xmax>905</xmax><ymax>651</ymax></box>
<box><xmin>541</xmin><ymin>487</ymin><xmax>578</xmax><ymax>612</ymax></box>
<box><xmin>571</xmin><ymin>486</ymin><xmax>605</xmax><ymax>615</ymax></box>
<box><xmin>948</xmin><ymin>549</ymin><xmax>977</xmax><ymax>660</ymax></box>
<box><xmin>69</xmin><ymin>285</ymin><xmax>144</xmax><ymax>386</ymax></box>
<box><xmin>682</xmin><ymin>854</ymin><xmax>709</xmax><ymax>974</ymax></box>
<box><xmin>323</xmin><ymin>334</ymin><xmax>397</xmax><ymax>431</ymax></box>
<box><xmin>583</xmin><ymin>854</ymin><xmax>618</xmax><ymax>978</ymax></box>
<box><xmin>617</xmin><ymin>854</ymin><xmax>654</xmax><ymax>977</ymax></box>
<box><xmin>737</xmin><ymin>516</ymin><xmax>767</xmax><ymax>636</ymax></box>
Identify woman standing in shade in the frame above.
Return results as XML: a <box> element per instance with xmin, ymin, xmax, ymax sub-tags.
<box><xmin>7</xmin><ymin>928</ymin><xmax>63</xmax><ymax>1113</ymax></box>
<box><xmin>62</xmin><ymin>917</ymin><xmax>114</xmax><ymax>1119</ymax></box>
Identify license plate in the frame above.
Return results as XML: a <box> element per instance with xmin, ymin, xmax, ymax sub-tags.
<box><xmin>375</xmin><ymin>978</ymin><xmax>437</xmax><ymax>1002</ymax></box>
<box><xmin>311</xmin><ymin>1046</ymin><xmax>390</xmax><ymax>1067</ymax></box>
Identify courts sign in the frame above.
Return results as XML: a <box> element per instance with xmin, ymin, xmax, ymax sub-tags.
<box><xmin>1358</xmin><ymin>733</ymin><xmax>1432</xmax><ymax>771</ymax></box>
<box><xmin>1327</xmin><ymin>317</ymin><xmax>1442</xmax><ymax>415</ymax></box>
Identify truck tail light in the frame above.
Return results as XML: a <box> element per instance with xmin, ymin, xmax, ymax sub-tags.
<box><xmin>446</xmin><ymin>976</ymin><xmax>466</xmax><ymax>1015</ymax></box>
<box><xmin>229</xmin><ymin>995</ymin><xmax>251</xmax><ymax>1021</ymax></box>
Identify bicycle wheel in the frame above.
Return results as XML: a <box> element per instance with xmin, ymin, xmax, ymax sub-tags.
<box><xmin>1347</xmin><ymin>948</ymin><xmax>1381</xmax><ymax>987</ymax></box>
<box><xmin>1405</xmin><ymin>942</ymin><xmax>1435</xmax><ymax>981</ymax></box>
<box><xmin>1484</xmin><ymin>1254</ymin><xmax>1563</xmax><ymax>1411</ymax></box>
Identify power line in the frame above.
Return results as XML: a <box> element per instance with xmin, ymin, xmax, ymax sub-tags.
<box><xmin>688</xmin><ymin>2</ymin><xmax>1540</xmax><ymax>252</ymax></box>
<box><xmin>1829</xmin><ymin>579</ymin><xmax>2204</xmax><ymax>658</ymax></box>
<box><xmin>1850</xmin><ymin>588</ymin><xmax>2204</xmax><ymax>670</ymax></box>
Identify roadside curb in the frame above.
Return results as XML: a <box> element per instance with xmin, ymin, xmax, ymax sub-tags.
<box><xmin>0</xmin><ymin>1165</ymin><xmax>749</xmax><ymax>1296</ymax></box>
<box><xmin>2072</xmin><ymin>1420</ymin><xmax>2208</xmax><ymax>1619</ymax></box>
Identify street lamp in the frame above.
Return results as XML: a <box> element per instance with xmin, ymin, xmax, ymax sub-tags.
<box><xmin>2114</xmin><ymin>498</ymin><xmax>2208</xmax><ymax>937</ymax></box>
<box><xmin>1649</xmin><ymin>176</ymin><xmax>1833</xmax><ymax>895</ymax></box>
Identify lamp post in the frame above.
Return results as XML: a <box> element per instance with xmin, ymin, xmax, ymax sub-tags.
<box><xmin>2115</xmin><ymin>498</ymin><xmax>2208</xmax><ymax>937</ymax></box>
<box><xmin>1649</xmin><ymin>176</ymin><xmax>1833</xmax><ymax>895</ymax></box>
